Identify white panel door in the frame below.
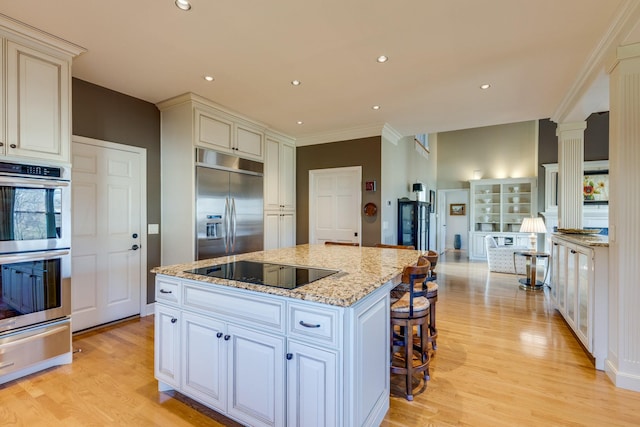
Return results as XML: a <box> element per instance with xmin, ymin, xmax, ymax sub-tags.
<box><xmin>72</xmin><ymin>139</ymin><xmax>143</xmax><ymax>331</ymax></box>
<box><xmin>309</xmin><ymin>167</ymin><xmax>361</xmax><ymax>244</ymax></box>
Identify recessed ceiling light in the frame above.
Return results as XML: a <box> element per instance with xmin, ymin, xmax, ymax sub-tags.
<box><xmin>296</xmin><ymin>121</ymin><xmax>304</xmax><ymax>125</ymax></box>
<box><xmin>291</xmin><ymin>80</ymin><xmax>301</xmax><ymax>86</ymax></box>
<box><xmin>204</xmin><ymin>75</ymin><xmax>214</xmax><ymax>82</ymax></box>
<box><xmin>480</xmin><ymin>83</ymin><xmax>491</xmax><ymax>90</ymax></box>
<box><xmin>175</xmin><ymin>0</ymin><xmax>191</xmax><ymax>11</ymax></box>
<box><xmin>376</xmin><ymin>55</ymin><xmax>388</xmax><ymax>63</ymax></box>
<box><xmin>372</xmin><ymin>105</ymin><xmax>380</xmax><ymax>110</ymax></box>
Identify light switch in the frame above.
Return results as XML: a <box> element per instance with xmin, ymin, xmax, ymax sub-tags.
<box><xmin>148</xmin><ymin>224</ymin><xmax>159</xmax><ymax>234</ymax></box>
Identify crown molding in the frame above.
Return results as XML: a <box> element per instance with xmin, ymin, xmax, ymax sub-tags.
<box><xmin>381</xmin><ymin>124</ymin><xmax>403</xmax><ymax>145</ymax></box>
<box><xmin>0</xmin><ymin>13</ymin><xmax>86</xmax><ymax>57</ymax></box>
<box><xmin>551</xmin><ymin>0</ymin><xmax>640</xmax><ymax>123</ymax></box>
<box><xmin>295</xmin><ymin>123</ymin><xmax>387</xmax><ymax>146</ymax></box>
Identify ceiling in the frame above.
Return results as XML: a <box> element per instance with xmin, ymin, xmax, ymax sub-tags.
<box><xmin>2</xmin><ymin>0</ymin><xmax>639</xmax><ymax>143</ymax></box>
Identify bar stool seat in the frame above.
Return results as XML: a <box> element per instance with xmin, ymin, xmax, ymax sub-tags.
<box><xmin>390</xmin><ymin>264</ymin><xmax>431</xmax><ymax>401</ymax></box>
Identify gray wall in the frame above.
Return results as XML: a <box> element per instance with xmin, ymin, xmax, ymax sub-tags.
<box><xmin>72</xmin><ymin>78</ymin><xmax>161</xmax><ymax>304</ymax></box>
<box><xmin>296</xmin><ymin>137</ymin><xmax>381</xmax><ymax>247</ymax></box>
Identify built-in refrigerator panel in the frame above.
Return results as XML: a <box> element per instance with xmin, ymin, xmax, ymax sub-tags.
<box><xmin>196</xmin><ymin>167</ymin><xmax>230</xmax><ymax>260</ymax></box>
<box><xmin>229</xmin><ymin>171</ymin><xmax>263</xmax><ymax>255</ymax></box>
<box><xmin>195</xmin><ymin>148</ymin><xmax>264</xmax><ymax>260</ymax></box>
<box><xmin>397</xmin><ymin>199</ymin><xmax>430</xmax><ymax>251</ymax></box>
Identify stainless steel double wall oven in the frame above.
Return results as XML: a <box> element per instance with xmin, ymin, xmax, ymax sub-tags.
<box><xmin>0</xmin><ymin>161</ymin><xmax>72</xmax><ymax>381</ymax></box>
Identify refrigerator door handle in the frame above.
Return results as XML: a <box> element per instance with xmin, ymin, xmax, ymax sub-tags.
<box><xmin>231</xmin><ymin>197</ymin><xmax>237</xmax><ymax>251</ymax></box>
<box><xmin>224</xmin><ymin>197</ymin><xmax>230</xmax><ymax>252</ymax></box>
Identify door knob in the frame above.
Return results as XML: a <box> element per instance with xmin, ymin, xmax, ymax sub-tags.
<box><xmin>130</xmin><ymin>244</ymin><xmax>140</xmax><ymax>251</ymax></box>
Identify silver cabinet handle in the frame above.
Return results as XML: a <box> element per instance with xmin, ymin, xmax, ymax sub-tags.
<box><xmin>224</xmin><ymin>197</ymin><xmax>230</xmax><ymax>252</ymax></box>
<box><xmin>231</xmin><ymin>197</ymin><xmax>237</xmax><ymax>251</ymax></box>
<box><xmin>299</xmin><ymin>320</ymin><xmax>321</xmax><ymax>328</ymax></box>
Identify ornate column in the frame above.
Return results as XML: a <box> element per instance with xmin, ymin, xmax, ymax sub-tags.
<box><xmin>606</xmin><ymin>42</ymin><xmax>640</xmax><ymax>392</ymax></box>
<box><xmin>556</xmin><ymin>121</ymin><xmax>586</xmax><ymax>229</ymax></box>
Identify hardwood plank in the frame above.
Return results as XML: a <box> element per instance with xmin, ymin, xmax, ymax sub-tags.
<box><xmin>1</xmin><ymin>251</ymin><xmax>640</xmax><ymax>425</ymax></box>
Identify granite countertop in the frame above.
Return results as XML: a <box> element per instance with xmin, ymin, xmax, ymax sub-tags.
<box><xmin>552</xmin><ymin>232</ymin><xmax>609</xmax><ymax>247</ymax></box>
<box><xmin>151</xmin><ymin>244</ymin><xmax>425</xmax><ymax>307</ymax></box>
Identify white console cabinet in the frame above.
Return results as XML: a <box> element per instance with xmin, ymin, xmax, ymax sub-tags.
<box><xmin>550</xmin><ymin>235</ymin><xmax>608</xmax><ymax>369</ymax></box>
<box><xmin>154</xmin><ymin>274</ymin><xmax>389</xmax><ymax>427</ymax></box>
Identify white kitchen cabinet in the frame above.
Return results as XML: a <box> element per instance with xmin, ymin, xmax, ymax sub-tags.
<box><xmin>549</xmin><ymin>235</ymin><xmax>608</xmax><ymax>369</ymax></box>
<box><xmin>227</xmin><ymin>324</ymin><xmax>285</xmax><ymax>427</ymax></box>
<box><xmin>181</xmin><ymin>312</ymin><xmax>227</xmax><ymax>411</ymax></box>
<box><xmin>265</xmin><ymin>211</ymin><xmax>295</xmax><ymax>250</ymax></box>
<box><xmin>154</xmin><ymin>273</ymin><xmax>390</xmax><ymax>427</ymax></box>
<box><xmin>0</xmin><ymin>19</ymin><xmax>84</xmax><ymax>164</ymax></box>
<box><xmin>193</xmin><ymin>102</ymin><xmax>263</xmax><ymax>161</ymax></box>
<box><xmin>265</xmin><ymin>136</ymin><xmax>296</xmax><ymax>211</ymax></box>
<box><xmin>287</xmin><ymin>340</ymin><xmax>338</xmax><ymax>427</ymax></box>
<box><xmin>264</xmin><ymin>134</ymin><xmax>296</xmax><ymax>249</ymax></box>
<box><xmin>154</xmin><ymin>305</ymin><xmax>181</xmax><ymax>390</ymax></box>
<box><xmin>468</xmin><ymin>178</ymin><xmax>537</xmax><ymax>260</ymax></box>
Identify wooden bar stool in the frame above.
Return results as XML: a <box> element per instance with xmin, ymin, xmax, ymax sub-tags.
<box><xmin>424</xmin><ymin>250</ymin><xmax>438</xmax><ymax>280</ymax></box>
<box><xmin>426</xmin><ymin>281</ymin><xmax>438</xmax><ymax>350</ymax></box>
<box><xmin>390</xmin><ymin>264</ymin><xmax>431</xmax><ymax>401</ymax></box>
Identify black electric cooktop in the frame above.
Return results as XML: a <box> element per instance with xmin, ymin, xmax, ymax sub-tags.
<box><xmin>185</xmin><ymin>260</ymin><xmax>339</xmax><ymax>289</ymax></box>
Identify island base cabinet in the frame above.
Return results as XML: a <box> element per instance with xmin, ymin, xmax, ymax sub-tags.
<box><xmin>182</xmin><ymin>312</ymin><xmax>226</xmax><ymax>412</ymax></box>
<box><xmin>286</xmin><ymin>340</ymin><xmax>338</xmax><ymax>427</ymax></box>
<box><xmin>154</xmin><ymin>305</ymin><xmax>181</xmax><ymax>390</ymax></box>
<box><xmin>227</xmin><ymin>324</ymin><xmax>285</xmax><ymax>427</ymax></box>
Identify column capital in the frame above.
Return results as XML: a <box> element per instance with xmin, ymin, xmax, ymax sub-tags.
<box><xmin>556</xmin><ymin>121</ymin><xmax>587</xmax><ymax>135</ymax></box>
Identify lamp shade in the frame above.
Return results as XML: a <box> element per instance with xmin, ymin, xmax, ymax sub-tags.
<box><xmin>519</xmin><ymin>217</ymin><xmax>546</xmax><ymax>234</ymax></box>
<box><xmin>412</xmin><ymin>183</ymin><xmax>424</xmax><ymax>192</ymax></box>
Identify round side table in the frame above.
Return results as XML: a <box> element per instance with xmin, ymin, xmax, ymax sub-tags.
<box><xmin>513</xmin><ymin>251</ymin><xmax>550</xmax><ymax>291</ymax></box>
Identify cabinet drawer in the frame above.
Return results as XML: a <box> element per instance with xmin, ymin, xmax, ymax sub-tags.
<box><xmin>288</xmin><ymin>303</ymin><xmax>340</xmax><ymax>347</ymax></box>
<box><xmin>183</xmin><ymin>282</ymin><xmax>285</xmax><ymax>333</ymax></box>
<box><xmin>156</xmin><ymin>277</ymin><xmax>180</xmax><ymax>305</ymax></box>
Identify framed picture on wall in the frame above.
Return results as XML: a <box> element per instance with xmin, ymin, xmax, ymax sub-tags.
<box><xmin>450</xmin><ymin>203</ymin><xmax>466</xmax><ymax>216</ymax></box>
<box><xmin>583</xmin><ymin>170</ymin><xmax>609</xmax><ymax>205</ymax></box>
<box><xmin>429</xmin><ymin>190</ymin><xmax>435</xmax><ymax>213</ymax></box>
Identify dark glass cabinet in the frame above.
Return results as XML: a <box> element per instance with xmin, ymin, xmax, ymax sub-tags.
<box><xmin>397</xmin><ymin>199</ymin><xmax>430</xmax><ymax>251</ymax></box>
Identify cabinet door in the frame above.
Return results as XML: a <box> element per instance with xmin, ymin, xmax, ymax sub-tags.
<box><xmin>279</xmin><ymin>142</ymin><xmax>296</xmax><ymax>210</ymax></box>
<box><xmin>154</xmin><ymin>305</ymin><xmax>181</xmax><ymax>389</ymax></box>
<box><xmin>264</xmin><ymin>211</ymin><xmax>280</xmax><ymax>250</ymax></box>
<box><xmin>556</xmin><ymin>243</ymin><xmax>567</xmax><ymax>312</ymax></box>
<box><xmin>279</xmin><ymin>212</ymin><xmax>295</xmax><ymax>248</ymax></box>
<box><xmin>235</xmin><ymin>124</ymin><xmax>263</xmax><ymax>159</ymax></box>
<box><xmin>469</xmin><ymin>233</ymin><xmax>487</xmax><ymax>259</ymax></box>
<box><xmin>264</xmin><ymin>139</ymin><xmax>281</xmax><ymax>210</ymax></box>
<box><xmin>195</xmin><ymin>108</ymin><xmax>233</xmax><ymax>152</ymax></box>
<box><xmin>6</xmin><ymin>41</ymin><xmax>70</xmax><ymax>162</ymax></box>
<box><xmin>182</xmin><ymin>312</ymin><xmax>227</xmax><ymax>411</ymax></box>
<box><xmin>287</xmin><ymin>340</ymin><xmax>337</xmax><ymax>427</ymax></box>
<box><xmin>566</xmin><ymin>248</ymin><xmax>577</xmax><ymax>326</ymax></box>
<box><xmin>226</xmin><ymin>325</ymin><xmax>285</xmax><ymax>427</ymax></box>
<box><xmin>575</xmin><ymin>248</ymin><xmax>592</xmax><ymax>350</ymax></box>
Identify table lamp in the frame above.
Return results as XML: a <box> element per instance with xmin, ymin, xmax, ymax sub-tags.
<box><xmin>412</xmin><ymin>183</ymin><xmax>424</xmax><ymax>201</ymax></box>
<box><xmin>519</xmin><ymin>217</ymin><xmax>546</xmax><ymax>249</ymax></box>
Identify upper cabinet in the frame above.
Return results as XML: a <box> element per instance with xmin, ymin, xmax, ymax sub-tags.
<box><xmin>264</xmin><ymin>134</ymin><xmax>295</xmax><ymax>211</ymax></box>
<box><xmin>0</xmin><ymin>19</ymin><xmax>85</xmax><ymax>164</ymax></box>
<box><xmin>192</xmin><ymin>99</ymin><xmax>263</xmax><ymax>161</ymax></box>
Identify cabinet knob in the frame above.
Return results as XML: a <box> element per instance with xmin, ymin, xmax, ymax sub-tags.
<box><xmin>0</xmin><ymin>142</ymin><xmax>3</xmax><ymax>147</ymax></box>
<box><xmin>286</xmin><ymin>353</ymin><xmax>293</xmax><ymax>360</ymax></box>
<box><xmin>224</xmin><ymin>334</ymin><xmax>231</xmax><ymax>341</ymax></box>
<box><xmin>570</xmin><ymin>250</ymin><xmax>577</xmax><ymax>254</ymax></box>
<box><xmin>216</xmin><ymin>332</ymin><xmax>223</xmax><ymax>338</ymax></box>
<box><xmin>10</xmin><ymin>144</ymin><xmax>16</xmax><ymax>148</ymax></box>
<box><xmin>170</xmin><ymin>317</ymin><xmax>177</xmax><ymax>324</ymax></box>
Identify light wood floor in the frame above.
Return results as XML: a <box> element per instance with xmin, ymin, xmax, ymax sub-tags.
<box><xmin>2</xmin><ymin>251</ymin><xmax>640</xmax><ymax>426</ymax></box>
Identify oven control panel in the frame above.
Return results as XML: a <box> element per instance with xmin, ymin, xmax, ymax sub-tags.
<box><xmin>0</xmin><ymin>161</ymin><xmax>62</xmax><ymax>178</ymax></box>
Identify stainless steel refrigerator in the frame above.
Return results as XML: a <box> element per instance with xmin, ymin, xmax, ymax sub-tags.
<box><xmin>196</xmin><ymin>149</ymin><xmax>264</xmax><ymax>260</ymax></box>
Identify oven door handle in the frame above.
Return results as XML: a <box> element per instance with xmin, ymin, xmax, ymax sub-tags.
<box><xmin>0</xmin><ymin>249</ymin><xmax>70</xmax><ymax>264</ymax></box>
<box><xmin>0</xmin><ymin>176</ymin><xmax>70</xmax><ymax>188</ymax></box>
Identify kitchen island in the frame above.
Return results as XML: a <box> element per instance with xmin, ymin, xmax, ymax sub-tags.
<box><xmin>151</xmin><ymin>244</ymin><xmax>422</xmax><ymax>427</ymax></box>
